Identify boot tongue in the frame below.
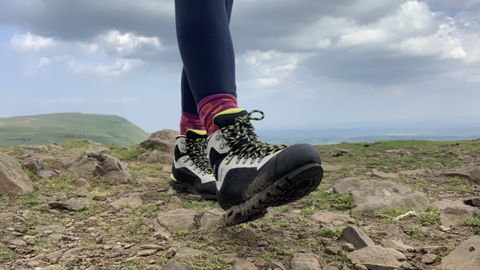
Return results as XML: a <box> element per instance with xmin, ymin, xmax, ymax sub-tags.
<box><xmin>185</xmin><ymin>129</ymin><xmax>208</xmax><ymax>139</ymax></box>
<box><xmin>213</xmin><ymin>108</ymin><xmax>248</xmax><ymax>129</ymax></box>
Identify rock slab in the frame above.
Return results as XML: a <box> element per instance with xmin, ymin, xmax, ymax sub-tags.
<box><xmin>440</xmin><ymin>236</ymin><xmax>480</xmax><ymax>270</ymax></box>
<box><xmin>157</xmin><ymin>209</ymin><xmax>198</xmax><ymax>232</ymax></box>
<box><xmin>0</xmin><ymin>153</ymin><xmax>33</xmax><ymax>195</ymax></box>
<box><xmin>347</xmin><ymin>245</ymin><xmax>404</xmax><ymax>270</ymax></box>
<box><xmin>333</xmin><ymin>177</ymin><xmax>429</xmax><ymax>213</ymax></box>
<box><xmin>434</xmin><ymin>199</ymin><xmax>478</xmax><ymax>227</ymax></box>
<box><xmin>290</xmin><ymin>253</ymin><xmax>322</xmax><ymax>270</ymax></box>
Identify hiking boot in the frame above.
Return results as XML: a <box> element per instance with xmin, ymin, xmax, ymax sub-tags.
<box><xmin>170</xmin><ymin>129</ymin><xmax>216</xmax><ymax>200</ymax></box>
<box><xmin>207</xmin><ymin>108</ymin><xmax>323</xmax><ymax>225</ymax></box>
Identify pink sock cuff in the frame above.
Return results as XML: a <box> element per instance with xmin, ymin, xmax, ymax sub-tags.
<box><xmin>197</xmin><ymin>94</ymin><xmax>237</xmax><ymax>110</ymax></box>
<box><xmin>197</xmin><ymin>93</ymin><xmax>238</xmax><ymax>135</ymax></box>
<box><xmin>180</xmin><ymin>111</ymin><xmax>204</xmax><ymax>135</ymax></box>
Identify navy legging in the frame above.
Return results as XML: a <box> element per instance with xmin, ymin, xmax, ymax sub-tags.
<box><xmin>175</xmin><ymin>0</ymin><xmax>237</xmax><ymax>114</ymax></box>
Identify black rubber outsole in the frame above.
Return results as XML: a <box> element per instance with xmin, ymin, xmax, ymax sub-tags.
<box><xmin>223</xmin><ymin>162</ymin><xmax>324</xmax><ymax>227</ymax></box>
<box><xmin>169</xmin><ymin>179</ymin><xmax>217</xmax><ymax>201</ymax></box>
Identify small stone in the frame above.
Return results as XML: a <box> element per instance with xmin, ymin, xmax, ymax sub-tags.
<box><xmin>92</xmin><ymin>195</ymin><xmax>107</xmax><ymax>201</ymax></box>
<box><xmin>174</xmin><ymin>247</ymin><xmax>204</xmax><ymax>259</ymax></box>
<box><xmin>74</xmin><ymin>177</ymin><xmax>90</xmax><ymax>188</ymax></box>
<box><xmin>14</xmin><ymin>225</ymin><xmax>28</xmax><ymax>233</ymax></box>
<box><xmin>340</xmin><ymin>225</ymin><xmax>375</xmax><ymax>250</ymax></box>
<box><xmin>111</xmin><ymin>196</ymin><xmax>143</xmax><ymax>209</ymax></box>
<box><xmin>233</xmin><ymin>259</ymin><xmax>258</xmax><ymax>270</ymax></box>
<box><xmin>138</xmin><ymin>249</ymin><xmax>158</xmax><ymax>256</ymax></box>
<box><xmin>49</xmin><ymin>198</ymin><xmax>86</xmax><ymax>211</ymax></box>
<box><xmin>342</xmin><ymin>243</ymin><xmax>355</xmax><ymax>252</ymax></box>
<box><xmin>140</xmin><ymin>244</ymin><xmax>164</xmax><ymax>250</ymax></box>
<box><xmin>372</xmin><ymin>169</ymin><xmax>399</xmax><ymax>179</ymax></box>
<box><xmin>421</xmin><ymin>253</ymin><xmax>437</xmax><ymax>264</ymax></box>
<box><xmin>381</xmin><ymin>239</ymin><xmax>415</xmax><ymax>253</ymax></box>
<box><xmin>325</xmin><ymin>245</ymin><xmax>341</xmax><ymax>255</ymax></box>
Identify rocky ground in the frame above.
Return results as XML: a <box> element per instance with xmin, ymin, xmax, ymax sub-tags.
<box><xmin>0</xmin><ymin>131</ymin><xmax>479</xmax><ymax>270</ymax></box>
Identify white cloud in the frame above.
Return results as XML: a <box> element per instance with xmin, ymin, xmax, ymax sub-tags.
<box><xmin>66</xmin><ymin>57</ymin><xmax>143</xmax><ymax>77</ymax></box>
<box><xmin>91</xmin><ymin>30</ymin><xmax>164</xmax><ymax>56</ymax></box>
<box><xmin>37</xmin><ymin>57</ymin><xmax>51</xmax><ymax>67</ymax></box>
<box><xmin>10</xmin><ymin>32</ymin><xmax>56</xmax><ymax>52</ymax></box>
<box><xmin>241</xmin><ymin>50</ymin><xmax>309</xmax><ymax>88</ymax></box>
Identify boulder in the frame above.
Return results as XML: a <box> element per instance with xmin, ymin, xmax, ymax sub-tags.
<box><xmin>333</xmin><ymin>177</ymin><xmax>429</xmax><ymax>213</ymax></box>
<box><xmin>64</xmin><ymin>151</ymin><xmax>131</xmax><ymax>184</ymax></box>
<box><xmin>443</xmin><ymin>166</ymin><xmax>480</xmax><ymax>182</ymax></box>
<box><xmin>0</xmin><ymin>153</ymin><xmax>34</xmax><ymax>195</ymax></box>
<box><xmin>440</xmin><ymin>236</ymin><xmax>480</xmax><ymax>270</ymax></box>
<box><xmin>434</xmin><ymin>199</ymin><xmax>478</xmax><ymax>227</ymax></box>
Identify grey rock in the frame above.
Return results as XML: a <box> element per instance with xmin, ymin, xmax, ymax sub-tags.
<box><xmin>173</xmin><ymin>247</ymin><xmax>204</xmax><ymax>259</ymax></box>
<box><xmin>140</xmin><ymin>138</ymin><xmax>174</xmax><ymax>153</ymax></box>
<box><xmin>420</xmin><ymin>253</ymin><xmax>437</xmax><ymax>264</ymax></box>
<box><xmin>372</xmin><ymin>169</ymin><xmax>399</xmax><ymax>179</ymax></box>
<box><xmin>443</xmin><ymin>166</ymin><xmax>480</xmax><ymax>182</ymax></box>
<box><xmin>333</xmin><ymin>177</ymin><xmax>429</xmax><ymax>213</ymax></box>
<box><xmin>199</xmin><ymin>209</ymin><xmax>224</xmax><ymax>233</ymax></box>
<box><xmin>340</xmin><ymin>225</ymin><xmax>375</xmax><ymax>249</ymax></box>
<box><xmin>137</xmin><ymin>249</ymin><xmax>158</xmax><ymax>256</ymax></box>
<box><xmin>137</xmin><ymin>150</ymin><xmax>173</xmax><ymax>164</ymax></box>
<box><xmin>162</xmin><ymin>260</ymin><xmax>194</xmax><ymax>270</ymax></box>
<box><xmin>440</xmin><ymin>236</ymin><xmax>480</xmax><ymax>270</ymax></box>
<box><xmin>381</xmin><ymin>239</ymin><xmax>415</xmax><ymax>253</ymax></box>
<box><xmin>290</xmin><ymin>253</ymin><xmax>322</xmax><ymax>270</ymax></box>
<box><xmin>157</xmin><ymin>209</ymin><xmax>198</xmax><ymax>232</ymax></box>
<box><xmin>434</xmin><ymin>199</ymin><xmax>478</xmax><ymax>227</ymax></box>
<box><xmin>347</xmin><ymin>245</ymin><xmax>403</xmax><ymax>270</ymax></box>
<box><xmin>65</xmin><ymin>151</ymin><xmax>131</xmax><ymax>184</ymax></box>
<box><xmin>49</xmin><ymin>198</ymin><xmax>86</xmax><ymax>211</ymax></box>
<box><xmin>148</xmin><ymin>129</ymin><xmax>179</xmax><ymax>142</ymax></box>
<box><xmin>233</xmin><ymin>259</ymin><xmax>258</xmax><ymax>270</ymax></box>
<box><xmin>0</xmin><ymin>153</ymin><xmax>34</xmax><ymax>195</ymax></box>
<box><xmin>111</xmin><ymin>196</ymin><xmax>143</xmax><ymax>209</ymax></box>
<box><xmin>74</xmin><ymin>177</ymin><xmax>90</xmax><ymax>188</ymax></box>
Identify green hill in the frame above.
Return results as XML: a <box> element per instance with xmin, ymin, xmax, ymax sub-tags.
<box><xmin>0</xmin><ymin>113</ymin><xmax>149</xmax><ymax>147</ymax></box>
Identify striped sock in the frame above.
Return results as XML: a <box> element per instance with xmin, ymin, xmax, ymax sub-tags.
<box><xmin>198</xmin><ymin>93</ymin><xmax>238</xmax><ymax>135</ymax></box>
<box><xmin>180</xmin><ymin>111</ymin><xmax>204</xmax><ymax>135</ymax></box>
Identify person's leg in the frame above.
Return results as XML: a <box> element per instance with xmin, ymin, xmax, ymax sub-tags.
<box><xmin>179</xmin><ymin>0</ymin><xmax>234</xmax><ymax>135</ymax></box>
<box><xmin>175</xmin><ymin>0</ymin><xmax>238</xmax><ymax>135</ymax></box>
<box><xmin>180</xmin><ymin>69</ymin><xmax>203</xmax><ymax>135</ymax></box>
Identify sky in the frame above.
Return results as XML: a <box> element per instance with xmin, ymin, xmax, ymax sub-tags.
<box><xmin>0</xmin><ymin>0</ymin><xmax>479</xmax><ymax>132</ymax></box>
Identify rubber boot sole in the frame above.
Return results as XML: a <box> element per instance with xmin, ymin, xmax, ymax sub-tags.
<box><xmin>169</xmin><ymin>176</ymin><xmax>217</xmax><ymax>201</ymax></box>
<box><xmin>223</xmin><ymin>162</ymin><xmax>323</xmax><ymax>226</ymax></box>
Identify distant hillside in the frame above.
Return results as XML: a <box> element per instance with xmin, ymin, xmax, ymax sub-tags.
<box><xmin>0</xmin><ymin>113</ymin><xmax>149</xmax><ymax>147</ymax></box>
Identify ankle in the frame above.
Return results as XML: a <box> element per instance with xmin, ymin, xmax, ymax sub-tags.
<box><xmin>197</xmin><ymin>94</ymin><xmax>238</xmax><ymax>135</ymax></box>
